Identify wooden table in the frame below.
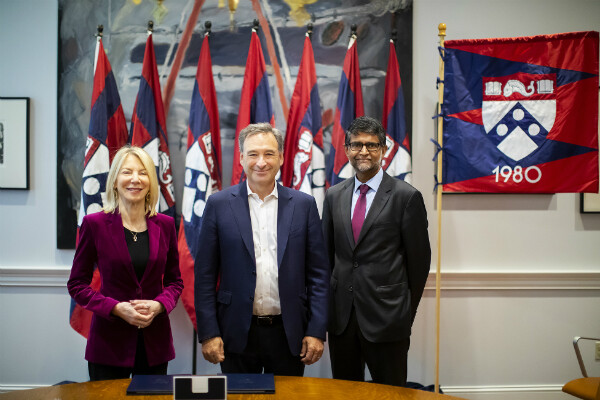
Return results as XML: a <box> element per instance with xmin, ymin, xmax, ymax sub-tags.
<box><xmin>0</xmin><ymin>376</ymin><xmax>466</xmax><ymax>400</ymax></box>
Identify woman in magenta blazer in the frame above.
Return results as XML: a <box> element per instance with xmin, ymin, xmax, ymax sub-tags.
<box><xmin>68</xmin><ymin>146</ymin><xmax>183</xmax><ymax>381</ymax></box>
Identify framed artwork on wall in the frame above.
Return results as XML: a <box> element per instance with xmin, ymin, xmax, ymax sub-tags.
<box><xmin>580</xmin><ymin>89</ymin><xmax>600</xmax><ymax>213</ymax></box>
<box><xmin>580</xmin><ymin>193</ymin><xmax>600</xmax><ymax>213</ymax></box>
<box><xmin>0</xmin><ymin>97</ymin><xmax>30</xmax><ymax>190</ymax></box>
<box><xmin>56</xmin><ymin>1</ymin><xmax>414</xmax><ymax>248</ymax></box>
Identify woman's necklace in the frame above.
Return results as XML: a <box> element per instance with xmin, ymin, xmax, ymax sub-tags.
<box><xmin>122</xmin><ymin>211</ymin><xmax>145</xmax><ymax>243</ymax></box>
<box><xmin>124</xmin><ymin>224</ymin><xmax>143</xmax><ymax>242</ymax></box>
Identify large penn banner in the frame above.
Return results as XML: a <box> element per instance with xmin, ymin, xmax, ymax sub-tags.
<box><xmin>442</xmin><ymin>31</ymin><xmax>599</xmax><ymax>193</ymax></box>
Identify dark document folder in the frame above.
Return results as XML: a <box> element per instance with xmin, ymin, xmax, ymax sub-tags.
<box><xmin>126</xmin><ymin>374</ymin><xmax>178</xmax><ymax>395</ymax></box>
<box><xmin>224</xmin><ymin>373</ymin><xmax>275</xmax><ymax>394</ymax></box>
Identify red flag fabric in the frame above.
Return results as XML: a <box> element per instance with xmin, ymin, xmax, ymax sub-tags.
<box><xmin>326</xmin><ymin>34</ymin><xmax>364</xmax><ymax>186</ymax></box>
<box><xmin>130</xmin><ymin>33</ymin><xmax>177</xmax><ymax>213</ymax></box>
<box><xmin>442</xmin><ymin>31</ymin><xmax>599</xmax><ymax>193</ymax></box>
<box><xmin>382</xmin><ymin>39</ymin><xmax>412</xmax><ymax>183</ymax></box>
<box><xmin>282</xmin><ymin>33</ymin><xmax>326</xmax><ymax>215</ymax></box>
<box><xmin>70</xmin><ymin>38</ymin><xmax>128</xmax><ymax>338</ymax></box>
<box><xmin>178</xmin><ymin>34</ymin><xmax>222</xmax><ymax>330</ymax></box>
<box><xmin>231</xmin><ymin>28</ymin><xmax>275</xmax><ymax>185</ymax></box>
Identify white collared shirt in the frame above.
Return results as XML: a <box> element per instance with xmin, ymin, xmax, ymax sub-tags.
<box><xmin>247</xmin><ymin>182</ymin><xmax>281</xmax><ymax>315</ymax></box>
<box><xmin>351</xmin><ymin>167</ymin><xmax>384</xmax><ymax>219</ymax></box>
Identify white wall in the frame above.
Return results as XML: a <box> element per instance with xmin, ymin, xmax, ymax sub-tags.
<box><xmin>1</xmin><ymin>0</ymin><xmax>599</xmax><ymax>398</ymax></box>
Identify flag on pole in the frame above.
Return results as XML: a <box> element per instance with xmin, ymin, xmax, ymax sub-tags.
<box><xmin>178</xmin><ymin>33</ymin><xmax>222</xmax><ymax>330</ymax></box>
<box><xmin>382</xmin><ymin>38</ymin><xmax>412</xmax><ymax>183</ymax></box>
<box><xmin>231</xmin><ymin>27</ymin><xmax>275</xmax><ymax>185</ymax></box>
<box><xmin>326</xmin><ymin>31</ymin><xmax>364</xmax><ymax>186</ymax></box>
<box><xmin>130</xmin><ymin>31</ymin><xmax>176</xmax><ymax>213</ymax></box>
<box><xmin>281</xmin><ymin>32</ymin><xmax>326</xmax><ymax>215</ymax></box>
<box><xmin>70</xmin><ymin>37</ymin><xmax>129</xmax><ymax>338</ymax></box>
<box><xmin>442</xmin><ymin>31</ymin><xmax>599</xmax><ymax>193</ymax></box>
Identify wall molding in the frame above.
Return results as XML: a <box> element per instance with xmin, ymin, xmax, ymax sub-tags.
<box><xmin>441</xmin><ymin>384</ymin><xmax>567</xmax><ymax>400</ymax></box>
<box><xmin>1</xmin><ymin>267</ymin><xmax>599</xmax><ymax>290</ymax></box>
<box><xmin>424</xmin><ymin>271</ymin><xmax>600</xmax><ymax>290</ymax></box>
<box><xmin>0</xmin><ymin>266</ymin><xmax>70</xmax><ymax>287</ymax></box>
<box><xmin>0</xmin><ymin>384</ymin><xmax>48</xmax><ymax>393</ymax></box>
<box><xmin>442</xmin><ymin>384</ymin><xmax>564</xmax><ymax>393</ymax></box>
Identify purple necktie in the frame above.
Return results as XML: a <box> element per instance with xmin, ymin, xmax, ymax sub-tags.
<box><xmin>352</xmin><ymin>184</ymin><xmax>370</xmax><ymax>243</ymax></box>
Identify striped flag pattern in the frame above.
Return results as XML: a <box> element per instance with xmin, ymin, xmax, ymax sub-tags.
<box><xmin>282</xmin><ymin>32</ymin><xmax>326</xmax><ymax>215</ymax></box>
<box><xmin>326</xmin><ymin>33</ymin><xmax>364</xmax><ymax>186</ymax></box>
<box><xmin>382</xmin><ymin>38</ymin><xmax>412</xmax><ymax>182</ymax></box>
<box><xmin>231</xmin><ymin>27</ymin><xmax>275</xmax><ymax>185</ymax></box>
<box><xmin>130</xmin><ymin>32</ymin><xmax>176</xmax><ymax>216</ymax></box>
<box><xmin>177</xmin><ymin>33</ymin><xmax>222</xmax><ymax>329</ymax></box>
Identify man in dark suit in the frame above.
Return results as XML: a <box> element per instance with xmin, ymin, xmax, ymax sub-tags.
<box><xmin>322</xmin><ymin>116</ymin><xmax>431</xmax><ymax>386</ymax></box>
<box><xmin>195</xmin><ymin>123</ymin><xmax>329</xmax><ymax>376</ymax></box>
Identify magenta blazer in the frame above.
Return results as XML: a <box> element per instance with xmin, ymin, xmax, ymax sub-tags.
<box><xmin>67</xmin><ymin>211</ymin><xmax>183</xmax><ymax>367</ymax></box>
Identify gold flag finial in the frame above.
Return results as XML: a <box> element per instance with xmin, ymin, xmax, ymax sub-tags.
<box><xmin>228</xmin><ymin>0</ymin><xmax>239</xmax><ymax>32</ymax></box>
<box><xmin>438</xmin><ymin>23</ymin><xmax>446</xmax><ymax>38</ymax></box>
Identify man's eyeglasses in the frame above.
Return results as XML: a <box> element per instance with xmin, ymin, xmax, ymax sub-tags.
<box><xmin>345</xmin><ymin>142</ymin><xmax>382</xmax><ymax>152</ymax></box>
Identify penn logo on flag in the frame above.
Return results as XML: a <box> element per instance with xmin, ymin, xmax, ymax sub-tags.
<box><xmin>79</xmin><ymin>137</ymin><xmax>110</xmax><ymax>223</ymax></box>
<box><xmin>482</xmin><ymin>73</ymin><xmax>556</xmax><ymax>162</ymax></box>
<box><xmin>182</xmin><ymin>131</ymin><xmax>216</xmax><ymax>224</ymax></box>
<box><xmin>158</xmin><ymin>146</ymin><xmax>176</xmax><ymax>204</ymax></box>
<box><xmin>292</xmin><ymin>129</ymin><xmax>313</xmax><ymax>188</ymax></box>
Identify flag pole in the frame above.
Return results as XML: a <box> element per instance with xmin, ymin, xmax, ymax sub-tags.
<box><xmin>93</xmin><ymin>25</ymin><xmax>103</xmax><ymax>74</ymax></box>
<box><xmin>251</xmin><ymin>0</ymin><xmax>290</xmax><ymax>121</ymax></box>
<box><xmin>191</xmin><ymin>20</ymin><xmax>213</xmax><ymax>376</ymax></box>
<box><xmin>434</xmin><ymin>22</ymin><xmax>446</xmax><ymax>394</ymax></box>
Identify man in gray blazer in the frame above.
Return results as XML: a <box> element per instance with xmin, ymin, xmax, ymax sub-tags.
<box><xmin>322</xmin><ymin>116</ymin><xmax>431</xmax><ymax>386</ymax></box>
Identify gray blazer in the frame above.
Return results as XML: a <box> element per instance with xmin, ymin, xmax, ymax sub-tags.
<box><xmin>322</xmin><ymin>172</ymin><xmax>431</xmax><ymax>342</ymax></box>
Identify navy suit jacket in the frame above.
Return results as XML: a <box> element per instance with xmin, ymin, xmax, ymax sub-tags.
<box><xmin>68</xmin><ymin>211</ymin><xmax>183</xmax><ymax>367</ymax></box>
<box><xmin>194</xmin><ymin>183</ymin><xmax>329</xmax><ymax>356</ymax></box>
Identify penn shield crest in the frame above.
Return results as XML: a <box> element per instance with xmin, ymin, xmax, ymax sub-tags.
<box><xmin>482</xmin><ymin>73</ymin><xmax>556</xmax><ymax>162</ymax></box>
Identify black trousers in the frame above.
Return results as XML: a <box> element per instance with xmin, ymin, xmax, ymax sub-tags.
<box><xmin>88</xmin><ymin>331</ymin><xmax>168</xmax><ymax>381</ymax></box>
<box><xmin>220</xmin><ymin>316</ymin><xmax>304</xmax><ymax>377</ymax></box>
<box><xmin>329</xmin><ymin>306</ymin><xmax>410</xmax><ymax>387</ymax></box>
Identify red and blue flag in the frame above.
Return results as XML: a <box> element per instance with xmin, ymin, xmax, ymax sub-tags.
<box><xmin>177</xmin><ymin>33</ymin><xmax>222</xmax><ymax>329</ymax></box>
<box><xmin>382</xmin><ymin>39</ymin><xmax>412</xmax><ymax>183</ymax></box>
<box><xmin>130</xmin><ymin>32</ymin><xmax>176</xmax><ymax>213</ymax></box>
<box><xmin>71</xmin><ymin>37</ymin><xmax>128</xmax><ymax>338</ymax></box>
<box><xmin>442</xmin><ymin>31</ymin><xmax>599</xmax><ymax>193</ymax></box>
<box><xmin>282</xmin><ymin>32</ymin><xmax>326</xmax><ymax>215</ymax></box>
<box><xmin>231</xmin><ymin>27</ymin><xmax>274</xmax><ymax>185</ymax></box>
<box><xmin>327</xmin><ymin>33</ymin><xmax>364</xmax><ymax>186</ymax></box>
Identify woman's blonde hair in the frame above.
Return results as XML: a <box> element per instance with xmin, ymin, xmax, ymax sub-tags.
<box><xmin>103</xmin><ymin>145</ymin><xmax>158</xmax><ymax>217</ymax></box>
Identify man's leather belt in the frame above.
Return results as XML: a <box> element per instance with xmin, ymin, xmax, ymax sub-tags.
<box><xmin>252</xmin><ymin>314</ymin><xmax>282</xmax><ymax>326</ymax></box>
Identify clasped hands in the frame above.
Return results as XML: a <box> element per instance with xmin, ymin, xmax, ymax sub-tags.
<box><xmin>112</xmin><ymin>300</ymin><xmax>164</xmax><ymax>329</ymax></box>
<box><xmin>201</xmin><ymin>336</ymin><xmax>324</xmax><ymax>365</ymax></box>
